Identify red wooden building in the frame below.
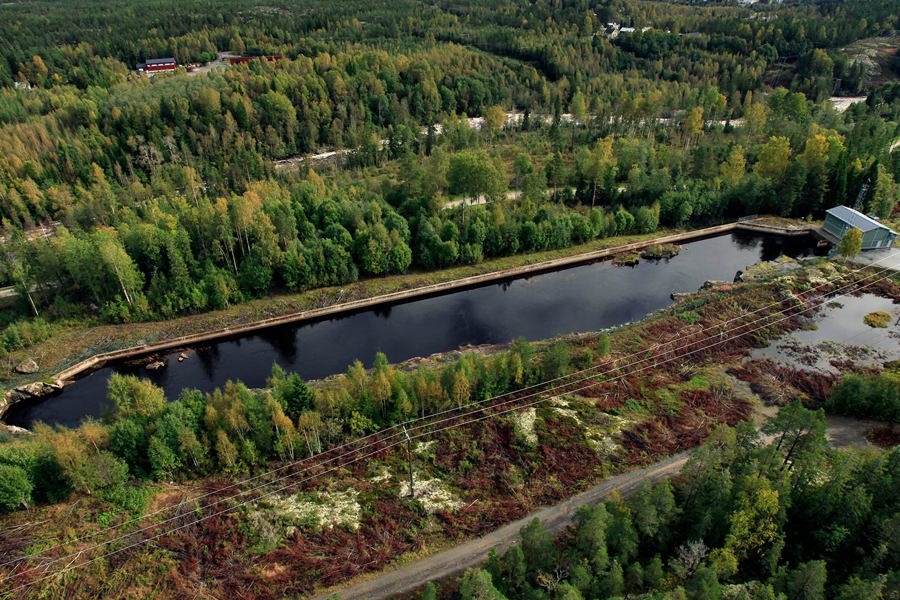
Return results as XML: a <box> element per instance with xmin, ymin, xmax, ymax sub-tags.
<box><xmin>136</xmin><ymin>58</ymin><xmax>178</xmax><ymax>73</ymax></box>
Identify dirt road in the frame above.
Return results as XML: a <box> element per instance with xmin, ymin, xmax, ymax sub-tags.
<box><xmin>315</xmin><ymin>452</ymin><xmax>691</xmax><ymax>600</ymax></box>
<box><xmin>317</xmin><ymin>415</ymin><xmax>881</xmax><ymax>600</ymax></box>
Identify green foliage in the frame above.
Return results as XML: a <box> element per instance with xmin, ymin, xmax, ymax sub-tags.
<box><xmin>97</xmin><ymin>482</ymin><xmax>154</xmax><ymax>514</ymax></box>
<box><xmin>678</xmin><ymin>310</ymin><xmax>702</xmax><ymax>325</ymax></box>
<box><xmin>834</xmin><ymin>576</ymin><xmax>886</xmax><ymax>600</ymax></box>
<box><xmin>826</xmin><ymin>372</ymin><xmax>900</xmax><ymax>422</ymax></box>
<box><xmin>268</xmin><ymin>364</ymin><xmax>315</xmax><ymax>422</ymax></box>
<box><xmin>542</xmin><ymin>342</ymin><xmax>572</xmax><ymax>379</ymax></box>
<box><xmin>597</xmin><ymin>333</ymin><xmax>611</xmax><ymax>357</ymax></box>
<box><xmin>838</xmin><ymin>228</ymin><xmax>863</xmax><ymax>258</ymax></box>
<box><xmin>573</xmin><ymin>504</ymin><xmax>610</xmax><ymax>574</ymax></box>
<box><xmin>0</xmin><ymin>329</ymin><xmax>590</xmax><ymax>516</ymax></box>
<box><xmin>775</xmin><ymin>561</ymin><xmax>827</xmax><ymax>600</ymax></box>
<box><xmin>0</xmin><ymin>464</ymin><xmax>33</xmax><ymax>512</ymax></box>
<box><xmin>0</xmin><ymin>319</ymin><xmax>54</xmax><ymax>354</ymax></box>
<box><xmin>0</xmin><ymin>7</ymin><xmax>898</xmax><ymax>587</ymax></box>
<box><xmin>419</xmin><ymin>581</ymin><xmax>438</xmax><ymax>600</ymax></box>
<box><xmin>458</xmin><ymin>568</ymin><xmax>507</xmax><ymax>600</ymax></box>
<box><xmin>447</xmin><ymin>150</ymin><xmax>506</xmax><ymax>202</ymax></box>
<box><xmin>427</xmin><ymin>405</ymin><xmax>898</xmax><ymax>600</ymax></box>
<box><xmin>520</xmin><ymin>517</ymin><xmax>556</xmax><ymax>576</ymax></box>
<box><xmin>0</xmin><ymin>0</ymin><xmax>893</xmax><ymax>330</ymax></box>
<box><xmin>108</xmin><ymin>374</ymin><xmax>166</xmax><ymax>421</ymax></box>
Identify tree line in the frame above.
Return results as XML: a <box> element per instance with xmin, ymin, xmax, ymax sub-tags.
<box><xmin>0</xmin><ymin>336</ymin><xmax>599</xmax><ymax>512</ymax></box>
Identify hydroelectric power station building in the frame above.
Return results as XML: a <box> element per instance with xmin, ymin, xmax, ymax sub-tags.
<box><xmin>821</xmin><ymin>205</ymin><xmax>897</xmax><ymax>251</ymax></box>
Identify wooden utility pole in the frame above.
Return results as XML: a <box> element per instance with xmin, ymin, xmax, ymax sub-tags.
<box><xmin>403</xmin><ymin>425</ymin><xmax>414</xmax><ymax>498</ymax></box>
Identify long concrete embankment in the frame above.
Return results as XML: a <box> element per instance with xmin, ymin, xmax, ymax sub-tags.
<box><xmin>38</xmin><ymin>221</ymin><xmax>811</xmax><ymax>392</ymax></box>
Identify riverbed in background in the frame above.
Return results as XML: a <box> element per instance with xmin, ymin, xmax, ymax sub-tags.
<box><xmin>5</xmin><ymin>231</ymin><xmax>823</xmax><ymax>428</ymax></box>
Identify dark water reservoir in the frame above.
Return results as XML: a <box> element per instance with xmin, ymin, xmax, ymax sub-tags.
<box><xmin>5</xmin><ymin>231</ymin><xmax>821</xmax><ymax>428</ymax></box>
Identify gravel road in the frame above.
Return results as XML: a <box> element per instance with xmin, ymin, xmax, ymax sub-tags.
<box><xmin>317</xmin><ymin>414</ymin><xmax>881</xmax><ymax>600</ymax></box>
<box><xmin>316</xmin><ymin>451</ymin><xmax>691</xmax><ymax>600</ymax></box>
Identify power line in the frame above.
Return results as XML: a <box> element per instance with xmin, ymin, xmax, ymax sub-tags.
<box><xmin>1</xmin><ymin>253</ymin><xmax>896</xmax><ymax>575</ymax></box>
<box><xmin>3</xmin><ymin>259</ymin><xmax>896</xmax><ymax>594</ymax></box>
<box><xmin>7</xmin><ymin>261</ymin><xmax>898</xmax><ymax>596</ymax></box>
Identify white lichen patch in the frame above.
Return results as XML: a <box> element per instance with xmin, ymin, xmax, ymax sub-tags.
<box><xmin>512</xmin><ymin>408</ymin><xmax>538</xmax><ymax>445</ymax></box>
<box><xmin>400</xmin><ymin>476</ymin><xmax>463</xmax><ymax>514</ymax></box>
<box><xmin>370</xmin><ymin>465</ymin><xmax>392</xmax><ymax>483</ymax></box>
<box><xmin>806</xmin><ymin>265</ymin><xmax>836</xmax><ymax>286</ymax></box>
<box><xmin>415</xmin><ymin>440</ymin><xmax>437</xmax><ymax>455</ymax></box>
<box><xmin>588</xmin><ymin>433</ymin><xmax>620</xmax><ymax>454</ymax></box>
<box><xmin>583</xmin><ymin>414</ymin><xmax>634</xmax><ymax>455</ymax></box>
<box><xmin>552</xmin><ymin>406</ymin><xmax>582</xmax><ymax>424</ymax></box>
<box><xmin>255</xmin><ymin>489</ymin><xmax>361</xmax><ymax>533</ymax></box>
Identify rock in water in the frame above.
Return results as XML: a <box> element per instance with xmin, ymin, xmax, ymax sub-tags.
<box><xmin>146</xmin><ymin>360</ymin><xmax>166</xmax><ymax>370</ymax></box>
<box><xmin>2</xmin><ymin>424</ymin><xmax>31</xmax><ymax>435</ymax></box>
<box><xmin>5</xmin><ymin>381</ymin><xmax>62</xmax><ymax>405</ymax></box>
<box><xmin>700</xmin><ymin>280</ymin><xmax>728</xmax><ymax>290</ymax></box>
<box><xmin>15</xmin><ymin>358</ymin><xmax>40</xmax><ymax>374</ymax></box>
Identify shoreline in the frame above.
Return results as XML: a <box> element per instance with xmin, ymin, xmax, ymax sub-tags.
<box><xmin>1</xmin><ymin>220</ymin><xmax>814</xmax><ymax>418</ymax></box>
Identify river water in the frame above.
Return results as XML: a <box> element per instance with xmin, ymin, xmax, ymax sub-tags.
<box><xmin>5</xmin><ymin>232</ymin><xmax>822</xmax><ymax>428</ymax></box>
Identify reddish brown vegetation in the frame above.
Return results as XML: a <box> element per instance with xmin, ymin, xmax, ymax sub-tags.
<box><xmin>732</xmin><ymin>360</ymin><xmax>837</xmax><ymax>406</ymax></box>
<box><xmin>621</xmin><ymin>388</ymin><xmax>752</xmax><ymax>465</ymax></box>
<box><xmin>858</xmin><ymin>277</ymin><xmax>900</xmax><ymax>300</ymax></box>
<box><xmin>578</xmin><ymin>373</ymin><xmax>644</xmax><ymax>403</ymax></box>
<box><xmin>156</xmin><ymin>495</ymin><xmax>424</xmax><ymax>599</ymax></box>
<box><xmin>866</xmin><ymin>426</ymin><xmax>900</xmax><ymax>448</ymax></box>
<box><xmin>537</xmin><ymin>416</ymin><xmax>608</xmax><ymax>489</ymax></box>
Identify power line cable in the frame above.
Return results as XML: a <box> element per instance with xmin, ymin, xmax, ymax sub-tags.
<box><xmin>1</xmin><ymin>253</ymin><xmax>896</xmax><ymax>572</ymax></box>
<box><xmin>3</xmin><ymin>259</ymin><xmax>896</xmax><ymax>594</ymax></box>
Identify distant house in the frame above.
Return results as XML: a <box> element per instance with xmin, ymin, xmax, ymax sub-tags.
<box><xmin>821</xmin><ymin>206</ymin><xmax>897</xmax><ymax>250</ymax></box>
<box><xmin>137</xmin><ymin>58</ymin><xmax>178</xmax><ymax>73</ymax></box>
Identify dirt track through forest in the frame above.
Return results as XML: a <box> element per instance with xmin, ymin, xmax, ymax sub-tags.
<box><xmin>317</xmin><ymin>452</ymin><xmax>690</xmax><ymax>600</ymax></box>
<box><xmin>318</xmin><ymin>417</ymin><xmax>877</xmax><ymax>600</ymax></box>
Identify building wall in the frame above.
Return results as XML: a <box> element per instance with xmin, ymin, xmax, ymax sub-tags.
<box><xmin>823</xmin><ymin>213</ymin><xmax>849</xmax><ymax>238</ymax></box>
<box><xmin>823</xmin><ymin>213</ymin><xmax>895</xmax><ymax>250</ymax></box>
<box><xmin>862</xmin><ymin>229</ymin><xmax>896</xmax><ymax>249</ymax></box>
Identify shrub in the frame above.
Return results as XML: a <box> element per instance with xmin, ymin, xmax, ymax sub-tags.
<box><xmin>678</xmin><ymin>310</ymin><xmax>702</xmax><ymax>324</ymax></box>
<box><xmin>826</xmin><ymin>372</ymin><xmax>900</xmax><ymax>422</ymax></box>
<box><xmin>0</xmin><ymin>464</ymin><xmax>33</xmax><ymax>512</ymax></box>
<box><xmin>597</xmin><ymin>333</ymin><xmax>611</xmax><ymax>356</ymax></box>
<box><xmin>542</xmin><ymin>342</ymin><xmax>572</xmax><ymax>379</ymax></box>
<box><xmin>863</xmin><ymin>311</ymin><xmax>891</xmax><ymax>328</ymax></box>
<box><xmin>613</xmin><ymin>252</ymin><xmax>640</xmax><ymax>266</ymax></box>
<box><xmin>641</xmin><ymin>243</ymin><xmax>681</xmax><ymax>260</ymax></box>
